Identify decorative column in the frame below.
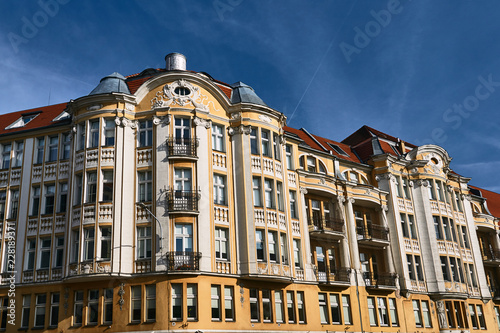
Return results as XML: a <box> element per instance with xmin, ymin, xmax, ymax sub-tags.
<box><xmin>378</xmin><ymin>205</ymin><xmax>396</xmax><ymax>274</ymax></box>
<box><xmin>344</xmin><ymin>197</ymin><xmax>361</xmax><ymax>283</ymax></box>
<box><xmin>153</xmin><ymin>115</ymin><xmax>170</xmax><ymax>271</ymax></box>
<box><xmin>299</xmin><ymin>187</ymin><xmax>314</xmax><ymax>280</ymax></box>
<box><xmin>336</xmin><ymin>196</ymin><xmax>351</xmax><ymax>271</ymax></box>
<box><xmin>194</xmin><ymin>116</ymin><xmax>212</xmax><ymax>272</ymax></box>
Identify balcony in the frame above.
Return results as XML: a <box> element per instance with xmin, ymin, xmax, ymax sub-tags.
<box><xmin>315</xmin><ymin>267</ymin><xmax>351</xmax><ymax>284</ymax></box>
<box><xmin>308</xmin><ymin>216</ymin><xmax>345</xmax><ymax>240</ymax></box>
<box><xmin>357</xmin><ymin>223</ymin><xmax>389</xmax><ymax>246</ymax></box>
<box><xmin>167</xmin><ymin>137</ymin><xmax>198</xmax><ymax>158</ymax></box>
<box><xmin>167</xmin><ymin>190</ymin><xmax>200</xmax><ymax>213</ymax></box>
<box><xmin>482</xmin><ymin>249</ymin><xmax>500</xmax><ymax>266</ymax></box>
<box><xmin>490</xmin><ymin>286</ymin><xmax>500</xmax><ymax>299</ymax></box>
<box><xmin>166</xmin><ymin>251</ymin><xmax>201</xmax><ymax>271</ymax></box>
<box><xmin>363</xmin><ymin>272</ymin><xmax>398</xmax><ymax>289</ymax></box>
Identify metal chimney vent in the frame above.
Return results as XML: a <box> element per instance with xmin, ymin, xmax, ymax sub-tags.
<box><xmin>165</xmin><ymin>52</ymin><xmax>186</xmax><ymax>71</ymax></box>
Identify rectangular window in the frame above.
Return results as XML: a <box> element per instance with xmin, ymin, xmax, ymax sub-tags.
<box><xmin>264</xmin><ymin>179</ymin><xmax>274</xmax><ymax>208</ymax></box>
<box><xmin>71</xmin><ymin>230</ymin><xmax>79</xmax><ymax>262</ymax></box>
<box><xmin>253</xmin><ymin>177</ymin><xmax>261</xmax><ymax>206</ymax></box>
<box><xmin>289</xmin><ymin>190</ymin><xmax>297</xmax><ymax>218</ymax></box>
<box><xmin>378</xmin><ymin>297</ymin><xmax>389</xmax><ymax>326</ymax></box>
<box><xmin>455</xmin><ymin>191</ymin><xmax>463</xmax><ymax>212</ymax></box>
<box><xmin>74</xmin><ymin>174</ymin><xmax>83</xmax><ymax>206</ymax></box>
<box><xmin>131</xmin><ymin>285</ymin><xmax>141</xmax><ymax>323</ymax></box>
<box><xmin>250</xmin><ymin>128</ymin><xmax>259</xmax><ymax>154</ymax></box>
<box><xmin>88</xmin><ymin>289</ymin><xmax>99</xmax><ymax>325</ymax></box>
<box><xmin>174</xmin><ymin>117</ymin><xmax>191</xmax><ymax>140</ymax></box>
<box><xmin>402</xmin><ymin>178</ymin><xmax>410</xmax><ymax>199</ymax></box>
<box><xmin>342</xmin><ymin>295</ymin><xmax>352</xmax><ymax>325</ymax></box>
<box><xmin>86</xmin><ymin>171</ymin><xmax>97</xmax><ymax>203</ymax></box>
<box><xmin>89</xmin><ymin>119</ymin><xmax>99</xmax><ymax>148</ymax></box>
<box><xmin>421</xmin><ymin>300</ymin><xmax>431</xmax><ymax>328</ymax></box>
<box><xmin>44</xmin><ymin>184</ymin><xmax>55</xmax><ymax>214</ymax></box>
<box><xmin>25</xmin><ymin>239</ymin><xmax>36</xmax><ymax>270</ymax></box>
<box><xmin>31</xmin><ymin>186</ymin><xmax>40</xmax><ymax>216</ymax></box>
<box><xmin>461</xmin><ymin>226</ymin><xmax>470</xmax><ymax>248</ymax></box>
<box><xmin>469</xmin><ymin>264</ymin><xmax>477</xmax><ymax>287</ymax></box>
<box><xmin>146</xmin><ymin>285</ymin><xmax>156</xmax><ymax>322</ymax></box>
<box><xmin>428</xmin><ymin>180</ymin><xmax>436</xmax><ymax>200</ymax></box>
<box><xmin>211</xmin><ymin>285</ymin><xmax>221</xmax><ymax>321</ymax></box>
<box><xmin>174</xmin><ymin>224</ymin><xmax>193</xmax><ymax>252</ymax></box>
<box><xmin>84</xmin><ymin>228</ymin><xmax>95</xmax><ymax>261</ymax></box>
<box><xmin>9</xmin><ymin>189</ymin><xmax>19</xmax><ymax>219</ymax></box>
<box><xmin>436</xmin><ymin>180</ymin><xmax>445</xmax><ymax>201</ymax></box>
<box><xmin>256</xmin><ymin>230</ymin><xmax>265</xmax><ymax>261</ymax></box>
<box><xmin>58</xmin><ymin>182</ymin><xmax>68</xmax><ymax>213</ymax></box>
<box><xmin>413</xmin><ymin>300</ymin><xmax>422</xmax><ymax>327</ymax></box>
<box><xmin>441</xmin><ymin>256</ymin><xmax>450</xmax><ymax>281</ymax></box>
<box><xmin>0</xmin><ymin>191</ymin><xmax>5</xmax><ymax>220</ymax></box>
<box><xmin>78</xmin><ymin>123</ymin><xmax>85</xmax><ymax>151</ymax></box>
<box><xmin>21</xmin><ymin>295</ymin><xmax>31</xmax><ymax>328</ymax></box>
<box><xmin>213</xmin><ymin>174</ymin><xmax>226</xmax><ymax>205</ymax></box>
<box><xmin>212</xmin><ymin>124</ymin><xmax>224</xmax><ymax>152</ymax></box>
<box><xmin>319</xmin><ymin>293</ymin><xmax>328</xmax><ymax>324</ymax></box>
<box><xmin>138</xmin><ymin>120</ymin><xmax>153</xmax><ymax>147</ymax></box>
<box><xmin>102</xmin><ymin>170</ymin><xmax>113</xmax><ymax>201</ymax></box>
<box><xmin>408</xmin><ymin>215</ymin><xmax>417</xmax><ymax>239</ymax></box>
<box><xmin>495</xmin><ymin>306</ymin><xmax>500</xmax><ymax>330</ymax></box>
<box><xmin>215</xmin><ymin>227</ymin><xmax>228</xmax><ymax>260</ymax></box>
<box><xmin>368</xmin><ymin>297</ymin><xmax>377</xmax><ymax>326</ymax></box>
<box><xmin>224</xmin><ymin>286</ymin><xmax>234</xmax><ymax>321</ymax></box>
<box><xmin>250</xmin><ymin>289</ymin><xmax>259</xmax><ymax>322</ymax></box>
<box><xmin>268</xmin><ymin>231</ymin><xmax>277</xmax><ymax>262</ymax></box>
<box><xmin>137</xmin><ymin>226</ymin><xmax>152</xmax><ymax>259</ymax></box>
<box><xmin>293</xmin><ymin>239</ymin><xmax>301</xmax><ymax>267</ymax></box>
<box><xmin>443</xmin><ymin>217</ymin><xmax>452</xmax><ymax>241</ymax></box>
<box><xmin>73</xmin><ymin>291</ymin><xmax>83</xmax><ymax>326</ymax></box>
<box><xmin>407</xmin><ymin>254</ymin><xmax>416</xmax><ymax>280</ymax></box>
<box><xmin>39</xmin><ymin>238</ymin><xmax>51</xmax><ymax>269</ymax></box>
<box><xmin>171</xmin><ymin>284</ymin><xmax>182</xmax><ymax>321</ymax></box>
<box><xmin>1</xmin><ymin>143</ymin><xmax>11</xmax><ymax>169</ymax></box>
<box><xmin>104</xmin><ymin>118</ymin><xmax>115</xmax><ymax>146</ymax></box>
<box><xmin>187</xmin><ymin>284</ymin><xmax>197</xmax><ymax>320</ymax></box>
<box><xmin>49</xmin><ymin>293</ymin><xmax>59</xmax><ymax>327</ymax></box>
<box><xmin>395</xmin><ymin>176</ymin><xmax>403</xmax><ymax>197</ymax></box>
<box><xmin>262</xmin><ymin>290</ymin><xmax>272</xmax><ymax>322</ymax></box>
<box><xmin>285</xmin><ymin>144</ymin><xmax>293</xmax><ymax>169</ymax></box>
<box><xmin>276</xmin><ymin>182</ymin><xmax>284</xmax><ymax>211</ymax></box>
<box><xmin>297</xmin><ymin>291</ymin><xmax>305</xmax><ymax>324</ymax></box>
<box><xmin>36</xmin><ymin>137</ymin><xmax>44</xmax><ymax>164</ymax></box>
<box><xmin>476</xmin><ymin>304</ymin><xmax>486</xmax><ymax>329</ymax></box>
<box><xmin>434</xmin><ymin>216</ymin><xmax>443</xmax><ymax>240</ymax></box>
<box><xmin>330</xmin><ymin>294</ymin><xmax>341</xmax><ymax>324</ymax></box>
<box><xmin>138</xmin><ymin>171</ymin><xmax>153</xmax><ymax>202</ymax></box>
<box><xmin>400</xmin><ymin>213</ymin><xmax>409</xmax><ymax>238</ymax></box>
<box><xmin>415</xmin><ymin>255</ymin><xmax>424</xmax><ymax>281</ymax></box>
<box><xmin>100</xmin><ymin>226</ymin><xmax>112</xmax><ymax>260</ymax></box>
<box><xmin>174</xmin><ymin>168</ymin><xmax>192</xmax><ymax>191</ymax></box>
<box><xmin>449</xmin><ymin>257</ymin><xmax>458</xmax><ymax>282</ymax></box>
<box><xmin>14</xmin><ymin>141</ymin><xmax>24</xmax><ymax>167</ymax></box>
<box><xmin>61</xmin><ymin>133</ymin><xmax>71</xmax><ymax>160</ymax></box>
<box><xmin>275</xmin><ymin>291</ymin><xmax>284</xmax><ymax>323</ymax></box>
<box><xmin>103</xmin><ymin>288</ymin><xmax>113</xmax><ymax>324</ymax></box>
<box><xmin>261</xmin><ymin>130</ymin><xmax>271</xmax><ymax>157</ymax></box>
<box><xmin>280</xmin><ymin>233</ymin><xmax>288</xmax><ymax>264</ymax></box>
<box><xmin>34</xmin><ymin>294</ymin><xmax>46</xmax><ymax>327</ymax></box>
<box><xmin>47</xmin><ymin>136</ymin><xmax>58</xmax><ymax>162</ymax></box>
<box><xmin>287</xmin><ymin>291</ymin><xmax>295</xmax><ymax>323</ymax></box>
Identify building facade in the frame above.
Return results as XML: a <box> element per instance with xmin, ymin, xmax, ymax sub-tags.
<box><xmin>0</xmin><ymin>53</ymin><xmax>499</xmax><ymax>332</ymax></box>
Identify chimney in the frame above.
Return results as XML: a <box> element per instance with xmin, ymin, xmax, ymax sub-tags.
<box><xmin>165</xmin><ymin>52</ymin><xmax>186</xmax><ymax>71</ymax></box>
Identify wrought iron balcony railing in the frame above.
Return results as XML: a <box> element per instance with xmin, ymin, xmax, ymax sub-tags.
<box><xmin>315</xmin><ymin>267</ymin><xmax>351</xmax><ymax>283</ymax></box>
<box><xmin>482</xmin><ymin>249</ymin><xmax>500</xmax><ymax>261</ymax></box>
<box><xmin>167</xmin><ymin>190</ymin><xmax>200</xmax><ymax>212</ymax></box>
<box><xmin>166</xmin><ymin>251</ymin><xmax>201</xmax><ymax>271</ymax></box>
<box><xmin>357</xmin><ymin>223</ymin><xmax>389</xmax><ymax>242</ymax></box>
<box><xmin>363</xmin><ymin>272</ymin><xmax>397</xmax><ymax>287</ymax></box>
<box><xmin>308</xmin><ymin>216</ymin><xmax>344</xmax><ymax>233</ymax></box>
<box><xmin>167</xmin><ymin>137</ymin><xmax>198</xmax><ymax>157</ymax></box>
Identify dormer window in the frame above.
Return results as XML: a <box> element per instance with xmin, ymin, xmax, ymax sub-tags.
<box><xmin>5</xmin><ymin>112</ymin><xmax>40</xmax><ymax>130</ymax></box>
<box><xmin>327</xmin><ymin>143</ymin><xmax>349</xmax><ymax>157</ymax></box>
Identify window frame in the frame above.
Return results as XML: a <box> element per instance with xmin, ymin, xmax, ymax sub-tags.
<box><xmin>212</xmin><ymin>123</ymin><xmax>225</xmax><ymax>152</ymax></box>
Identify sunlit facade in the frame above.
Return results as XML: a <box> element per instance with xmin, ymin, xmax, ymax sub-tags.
<box><xmin>0</xmin><ymin>53</ymin><xmax>499</xmax><ymax>332</ymax></box>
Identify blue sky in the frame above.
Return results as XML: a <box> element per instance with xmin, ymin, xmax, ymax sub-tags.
<box><xmin>0</xmin><ymin>0</ymin><xmax>499</xmax><ymax>192</ymax></box>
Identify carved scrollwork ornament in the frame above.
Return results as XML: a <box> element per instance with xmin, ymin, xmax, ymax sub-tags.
<box><xmin>348</xmin><ymin>197</ymin><xmax>355</xmax><ymax>204</ymax></box>
<box><xmin>115</xmin><ymin>116</ymin><xmax>124</xmax><ymax>126</ymax></box>
<box><xmin>230</xmin><ymin>112</ymin><xmax>241</xmax><ymax>120</ymax></box>
<box><xmin>409</xmin><ymin>180</ymin><xmax>414</xmax><ymax>187</ymax></box>
<box><xmin>152</xmin><ymin>115</ymin><xmax>171</xmax><ymax>126</ymax></box>
<box><xmin>193</xmin><ymin>116</ymin><xmax>212</xmax><ymax>129</ymax></box>
<box><xmin>239</xmin><ymin>125</ymin><xmax>252</xmax><ymax>135</ymax></box>
<box><xmin>337</xmin><ymin>195</ymin><xmax>346</xmax><ymax>203</ymax></box>
<box><xmin>299</xmin><ymin>187</ymin><xmax>308</xmax><ymax>195</ymax></box>
<box><xmin>227</xmin><ymin>126</ymin><xmax>237</xmax><ymax>136</ymax></box>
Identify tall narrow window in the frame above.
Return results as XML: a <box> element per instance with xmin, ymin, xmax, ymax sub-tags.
<box><xmin>261</xmin><ymin>130</ymin><xmax>271</xmax><ymax>156</ymax></box>
<box><xmin>449</xmin><ymin>257</ymin><xmax>458</xmax><ymax>282</ymax></box>
<box><xmin>49</xmin><ymin>293</ymin><xmax>59</xmax><ymax>327</ymax></box>
<box><xmin>174</xmin><ymin>118</ymin><xmax>191</xmax><ymax>141</ymax></box>
<box><xmin>1</xmin><ymin>143</ymin><xmax>11</xmax><ymax>169</ymax></box>
<box><xmin>461</xmin><ymin>226</ymin><xmax>470</xmax><ymax>248</ymax></box>
<box><xmin>266</xmin><ymin>179</ymin><xmax>278</xmax><ymax>210</ymax></box>
<box><xmin>330</xmin><ymin>294</ymin><xmax>341</xmax><ymax>324</ymax></box>
<box><xmin>25</xmin><ymin>239</ymin><xmax>36</xmax><ymax>270</ymax></box>
<box><xmin>137</xmin><ymin>226</ymin><xmax>152</xmax><ymax>259</ymax></box>
<box><xmin>293</xmin><ymin>239</ymin><xmax>301</xmax><ymax>267</ymax></box>
<box><xmin>434</xmin><ymin>216</ymin><xmax>443</xmax><ymax>240</ymax></box>
<box><xmin>61</xmin><ymin>133</ymin><xmax>71</xmax><ymax>160</ymax></box>
<box><xmin>174</xmin><ymin>224</ymin><xmax>193</xmax><ymax>252</ymax></box>
<box><xmin>318</xmin><ymin>293</ymin><xmax>328</xmax><ymax>324</ymax></box>
<box><xmin>0</xmin><ymin>191</ymin><xmax>5</xmax><ymax>220</ymax></box>
<box><xmin>54</xmin><ymin>236</ymin><xmax>64</xmax><ymax>268</ymax></box>
<box><xmin>273</xmin><ymin>133</ymin><xmax>281</xmax><ymax>160</ymax></box>
<box><xmin>146</xmin><ymin>285</ymin><xmax>156</xmax><ymax>322</ymax></box>
<box><xmin>44</xmin><ymin>184</ymin><xmax>55</xmax><ymax>214</ymax></box>
<box><xmin>78</xmin><ymin>123</ymin><xmax>85</xmax><ymax>151</ymax></box>
<box><xmin>14</xmin><ymin>141</ymin><xmax>24</xmax><ymax>167</ymax></box>
<box><xmin>71</xmin><ymin>230</ymin><xmax>79</xmax><ymax>262</ymax></box>
<box><xmin>280</xmin><ymin>233</ymin><xmax>288</xmax><ymax>264</ymax></box>
<box><xmin>21</xmin><ymin>295</ymin><xmax>31</xmax><ymax>328</ymax></box>
<box><xmin>400</xmin><ymin>214</ymin><xmax>409</xmax><ymax>238</ymax></box>
<box><xmin>441</xmin><ymin>256</ymin><xmax>450</xmax><ymax>281</ymax></box>
<box><xmin>428</xmin><ymin>180</ymin><xmax>436</xmax><ymax>200</ymax></box>
<box><xmin>39</xmin><ymin>238</ymin><xmax>51</xmax><ymax>269</ymax></box>
<box><xmin>73</xmin><ymin>291</ymin><xmax>83</xmax><ymax>326</ymax></box>
<box><xmin>297</xmin><ymin>291</ymin><xmax>305</xmax><ymax>323</ymax></box>
<box><xmin>470</xmin><ymin>304</ymin><xmax>478</xmax><ymax>329</ymax></box>
<box><xmin>187</xmin><ymin>284</ymin><xmax>197</xmax><ymax>320</ymax></box>
<box><xmin>275</xmin><ymin>291</ymin><xmax>284</xmax><ymax>323</ymax></box>
<box><xmin>86</xmin><ymin>172</ymin><xmax>97</xmax><ymax>202</ymax></box>
<box><xmin>84</xmin><ymin>228</ymin><xmax>95</xmax><ymax>261</ymax></box>
<box><xmin>215</xmin><ymin>227</ymin><xmax>228</xmax><ymax>260</ymax></box>
<box><xmin>268</xmin><ymin>231</ymin><xmax>277</xmax><ymax>262</ymax></box>
<box><xmin>378</xmin><ymin>297</ymin><xmax>389</xmax><ymax>326</ymax></box>
<box><xmin>455</xmin><ymin>191</ymin><xmax>463</xmax><ymax>212</ymax></box>
<box><xmin>174</xmin><ymin>168</ymin><xmax>192</xmax><ymax>191</ymax></box>
<box><xmin>100</xmin><ymin>227</ymin><xmax>112</xmax><ymax>260</ymax></box>
<box><xmin>421</xmin><ymin>300</ymin><xmax>431</xmax><ymax>328</ymax></box>
<box><xmin>252</xmin><ymin>177</ymin><xmax>261</xmax><ymax>206</ymax></box>
<box><xmin>476</xmin><ymin>304</ymin><xmax>486</xmax><ymax>329</ymax></box>
<box><xmin>287</xmin><ymin>291</ymin><xmax>295</xmax><ymax>323</ymax></box>
<box><xmin>138</xmin><ymin>120</ymin><xmax>153</xmax><ymax>147</ymax></box>
<box><xmin>407</xmin><ymin>254</ymin><xmax>416</xmax><ymax>280</ymax></box>
<box><xmin>402</xmin><ymin>178</ymin><xmax>410</xmax><ymax>199</ymax></box>
<box><xmin>342</xmin><ymin>295</ymin><xmax>352</xmax><ymax>324</ymax></box>
<box><xmin>104</xmin><ymin>118</ymin><xmax>115</xmax><ymax>146</ymax></box>
<box><xmin>224</xmin><ymin>286</ymin><xmax>234</xmax><ymax>321</ymax></box>
<box><xmin>413</xmin><ymin>300</ymin><xmax>422</xmax><ymax>327</ymax></box>
<box><xmin>443</xmin><ymin>217</ymin><xmax>452</xmax><ymax>241</ymax></box>
<box><xmin>408</xmin><ymin>215</ymin><xmax>417</xmax><ymax>239</ymax></box>
<box><xmin>171</xmin><ymin>284</ymin><xmax>182</xmax><ymax>321</ymax></box>
<box><xmin>58</xmin><ymin>182</ymin><xmax>68</xmax><ymax>213</ymax></box>
<box><xmin>307</xmin><ymin>156</ymin><xmax>316</xmax><ymax>172</ymax></box>
<box><xmin>276</xmin><ymin>182</ymin><xmax>284</xmax><ymax>211</ymax></box>
<box><xmin>47</xmin><ymin>136</ymin><xmax>58</xmax><ymax>162</ymax></box>
<box><xmin>213</xmin><ymin>174</ymin><xmax>226</xmax><ymax>205</ymax></box>
<box><xmin>415</xmin><ymin>255</ymin><xmax>424</xmax><ymax>281</ymax></box>
<box><xmin>34</xmin><ymin>294</ymin><xmax>46</xmax><ymax>328</ymax></box>
<box><xmin>368</xmin><ymin>297</ymin><xmax>377</xmax><ymax>326</ymax></box>
<box><xmin>285</xmin><ymin>144</ymin><xmax>293</xmax><ymax>169</ymax></box>
<box><xmin>212</xmin><ymin>124</ymin><xmax>224</xmax><ymax>152</ymax></box>
<box><xmin>88</xmin><ymin>290</ymin><xmax>99</xmax><ymax>325</ymax></box>
<box><xmin>250</xmin><ymin>289</ymin><xmax>259</xmax><ymax>322</ymax></box>
<box><xmin>250</xmin><ymin>128</ymin><xmax>259</xmax><ymax>155</ymax></box>
<box><xmin>36</xmin><ymin>138</ymin><xmax>44</xmax><ymax>164</ymax></box>
<box><xmin>102</xmin><ymin>170</ymin><xmax>113</xmax><ymax>201</ymax></box>
<box><xmin>31</xmin><ymin>186</ymin><xmax>41</xmax><ymax>216</ymax></box>
<box><xmin>262</xmin><ymin>290</ymin><xmax>272</xmax><ymax>322</ymax></box>
<box><xmin>131</xmin><ymin>286</ymin><xmax>141</xmax><ymax>323</ymax></box>
<box><xmin>138</xmin><ymin>171</ymin><xmax>153</xmax><ymax>202</ymax></box>
<box><xmin>289</xmin><ymin>190</ymin><xmax>297</xmax><ymax>218</ymax></box>
<box><xmin>211</xmin><ymin>285</ymin><xmax>221</xmax><ymax>321</ymax></box>
<box><xmin>74</xmin><ymin>174</ymin><xmax>83</xmax><ymax>206</ymax></box>
<box><xmin>256</xmin><ymin>230</ymin><xmax>265</xmax><ymax>261</ymax></box>
<box><xmin>103</xmin><ymin>289</ymin><xmax>113</xmax><ymax>324</ymax></box>
<box><xmin>9</xmin><ymin>189</ymin><xmax>19</xmax><ymax>219</ymax></box>
<box><xmin>494</xmin><ymin>306</ymin><xmax>500</xmax><ymax>330</ymax></box>
<box><xmin>89</xmin><ymin>119</ymin><xmax>99</xmax><ymax>148</ymax></box>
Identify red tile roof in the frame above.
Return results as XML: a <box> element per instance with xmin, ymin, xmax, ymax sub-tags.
<box><xmin>0</xmin><ymin>103</ymin><xmax>69</xmax><ymax>137</ymax></box>
<box><xmin>469</xmin><ymin>185</ymin><xmax>500</xmax><ymax>219</ymax></box>
<box><xmin>342</xmin><ymin>125</ymin><xmax>417</xmax><ymax>149</ymax></box>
